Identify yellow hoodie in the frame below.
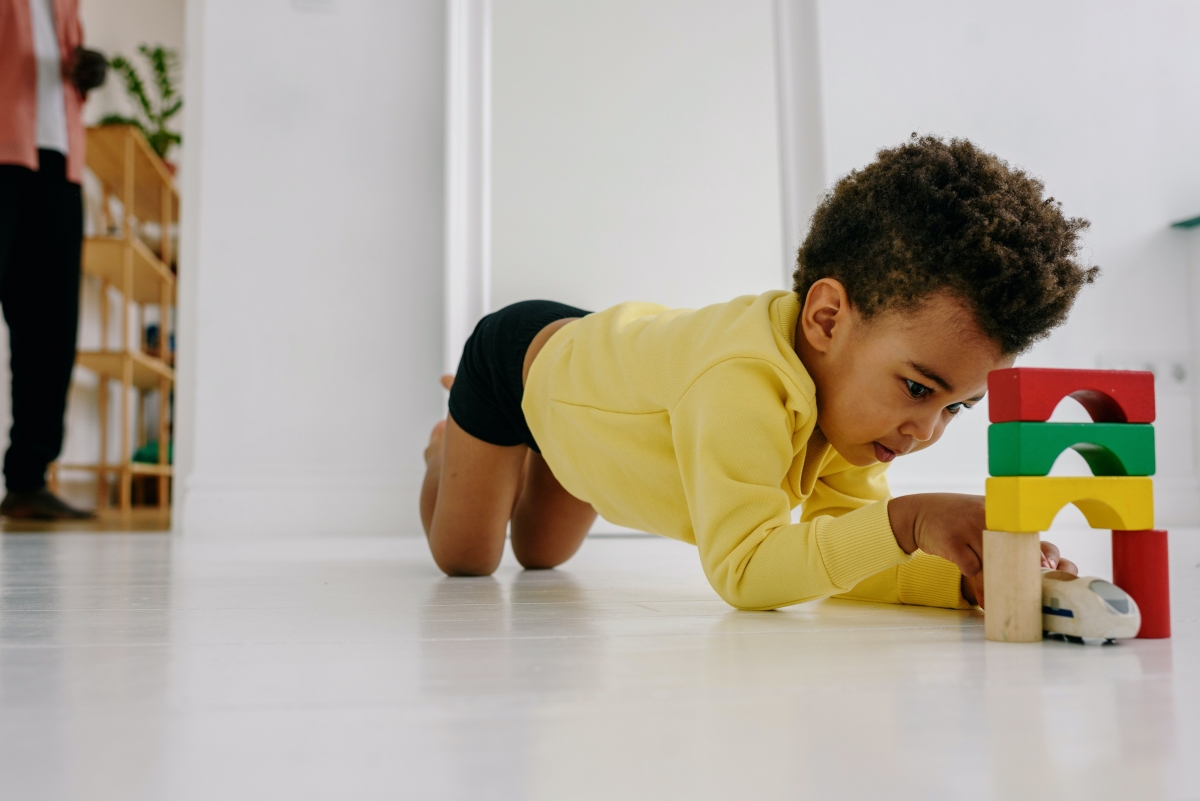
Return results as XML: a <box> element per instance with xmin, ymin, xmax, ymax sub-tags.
<box><xmin>523</xmin><ymin>290</ymin><xmax>971</xmax><ymax>611</ymax></box>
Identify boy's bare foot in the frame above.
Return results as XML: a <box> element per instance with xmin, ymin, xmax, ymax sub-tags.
<box><xmin>426</xmin><ymin>420</ymin><xmax>447</xmax><ymax>466</ymax></box>
<box><xmin>425</xmin><ymin>375</ymin><xmax>455</xmax><ymax>465</ymax></box>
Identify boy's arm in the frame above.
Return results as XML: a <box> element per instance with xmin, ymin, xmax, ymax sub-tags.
<box><xmin>671</xmin><ymin>360</ymin><xmax>912</xmax><ymax>610</ymax></box>
<box><xmin>810</xmin><ymin>456</ymin><xmax>974</xmax><ymax>610</ymax></box>
<box><xmin>835</xmin><ymin>553</ymin><xmax>974</xmax><ymax>609</ymax></box>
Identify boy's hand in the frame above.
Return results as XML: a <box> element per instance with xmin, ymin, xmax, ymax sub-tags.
<box><xmin>888</xmin><ymin>492</ymin><xmax>985</xmax><ymax>577</ymax></box>
<box><xmin>960</xmin><ymin>541</ymin><xmax>1079</xmax><ymax>607</ymax></box>
<box><xmin>887</xmin><ymin>494</ymin><xmax>1082</xmax><ymax>607</ymax></box>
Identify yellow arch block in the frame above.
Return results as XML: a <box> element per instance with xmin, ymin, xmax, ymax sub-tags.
<box><xmin>985</xmin><ymin>476</ymin><xmax>1154</xmax><ymax>532</ymax></box>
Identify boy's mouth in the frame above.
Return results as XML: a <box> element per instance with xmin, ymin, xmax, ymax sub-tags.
<box><xmin>872</xmin><ymin>442</ymin><xmax>897</xmax><ymax>463</ymax></box>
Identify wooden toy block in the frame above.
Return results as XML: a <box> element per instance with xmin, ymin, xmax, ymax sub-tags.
<box><xmin>988</xmin><ymin>422</ymin><xmax>1155</xmax><ymax>477</ymax></box>
<box><xmin>988</xmin><ymin>368</ymin><xmax>1155</xmax><ymax>424</ymax></box>
<box><xmin>984</xmin><ymin>529</ymin><xmax>1043</xmax><ymax>642</ymax></box>
<box><xmin>1112</xmin><ymin>529</ymin><xmax>1171</xmax><ymax>638</ymax></box>
<box><xmin>985</xmin><ymin>476</ymin><xmax>1154</xmax><ymax>532</ymax></box>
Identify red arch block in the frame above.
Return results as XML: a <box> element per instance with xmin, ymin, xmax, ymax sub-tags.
<box><xmin>988</xmin><ymin>368</ymin><xmax>1155</xmax><ymax>423</ymax></box>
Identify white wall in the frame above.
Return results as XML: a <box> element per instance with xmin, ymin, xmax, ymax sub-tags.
<box><xmin>491</xmin><ymin>0</ymin><xmax>783</xmax><ymax>313</ymax></box>
<box><xmin>176</xmin><ymin>0</ymin><xmax>445</xmax><ymax>536</ymax></box>
<box><xmin>816</xmin><ymin>0</ymin><xmax>1200</xmax><ymax>524</ymax></box>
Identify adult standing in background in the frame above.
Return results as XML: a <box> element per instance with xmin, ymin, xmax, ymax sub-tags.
<box><xmin>0</xmin><ymin>0</ymin><xmax>106</xmax><ymax>518</ymax></box>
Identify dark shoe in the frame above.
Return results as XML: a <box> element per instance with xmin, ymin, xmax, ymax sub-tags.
<box><xmin>0</xmin><ymin>489</ymin><xmax>95</xmax><ymax>520</ymax></box>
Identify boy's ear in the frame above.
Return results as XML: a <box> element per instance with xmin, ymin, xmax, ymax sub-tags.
<box><xmin>800</xmin><ymin>278</ymin><xmax>851</xmax><ymax>354</ymax></box>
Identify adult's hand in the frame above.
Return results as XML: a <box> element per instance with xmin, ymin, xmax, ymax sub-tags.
<box><xmin>71</xmin><ymin>47</ymin><xmax>108</xmax><ymax>95</ymax></box>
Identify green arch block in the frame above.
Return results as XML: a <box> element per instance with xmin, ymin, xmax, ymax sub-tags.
<box><xmin>988</xmin><ymin>422</ymin><xmax>1155</xmax><ymax>477</ymax></box>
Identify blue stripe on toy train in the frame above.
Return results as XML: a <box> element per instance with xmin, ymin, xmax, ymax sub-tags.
<box><xmin>1043</xmin><ymin>606</ymin><xmax>1075</xmax><ymax>618</ymax></box>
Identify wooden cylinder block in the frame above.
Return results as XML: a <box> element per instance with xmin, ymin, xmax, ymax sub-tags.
<box><xmin>984</xmin><ymin>529</ymin><xmax>1043</xmax><ymax>643</ymax></box>
<box><xmin>1113</xmin><ymin>529</ymin><xmax>1171</xmax><ymax>639</ymax></box>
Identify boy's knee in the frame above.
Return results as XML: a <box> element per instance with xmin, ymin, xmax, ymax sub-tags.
<box><xmin>515</xmin><ymin>554</ymin><xmax>564</xmax><ymax>571</ymax></box>
<box><xmin>430</xmin><ymin>540</ymin><xmax>503</xmax><ymax>577</ymax></box>
<box><xmin>434</xmin><ymin>555</ymin><xmax>501</xmax><ymax>577</ymax></box>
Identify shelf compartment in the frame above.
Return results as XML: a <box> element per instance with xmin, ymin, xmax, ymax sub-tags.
<box><xmin>83</xmin><ymin>237</ymin><xmax>175</xmax><ymax>304</ymax></box>
<box><xmin>86</xmin><ymin>125</ymin><xmax>179</xmax><ymax>224</ymax></box>
<box><xmin>76</xmin><ymin>350</ymin><xmax>175</xmax><ymax>391</ymax></box>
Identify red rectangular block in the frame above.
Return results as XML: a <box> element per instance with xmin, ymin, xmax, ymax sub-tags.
<box><xmin>988</xmin><ymin>368</ymin><xmax>1155</xmax><ymax>423</ymax></box>
<box><xmin>1113</xmin><ymin>529</ymin><xmax>1171</xmax><ymax>639</ymax></box>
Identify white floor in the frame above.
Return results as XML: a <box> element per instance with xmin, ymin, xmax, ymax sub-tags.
<box><xmin>0</xmin><ymin>529</ymin><xmax>1197</xmax><ymax>801</ymax></box>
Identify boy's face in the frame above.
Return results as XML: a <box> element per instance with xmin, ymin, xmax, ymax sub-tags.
<box><xmin>796</xmin><ymin>279</ymin><xmax>1014</xmax><ymax>467</ymax></box>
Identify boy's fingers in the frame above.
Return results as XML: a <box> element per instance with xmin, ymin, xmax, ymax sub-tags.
<box><xmin>440</xmin><ymin>374</ymin><xmax>455</xmax><ymax>390</ymax></box>
<box><xmin>1056</xmin><ymin>558</ymin><xmax>1079</xmax><ymax>576</ymax></box>
<box><xmin>948</xmin><ymin>541</ymin><xmax>982</xmax><ymax>577</ymax></box>
<box><xmin>1040</xmin><ymin>541</ymin><xmax>1061</xmax><ymax>569</ymax></box>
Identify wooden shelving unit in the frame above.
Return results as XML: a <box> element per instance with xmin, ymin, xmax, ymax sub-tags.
<box><xmin>51</xmin><ymin>125</ymin><xmax>178</xmax><ymax>514</ymax></box>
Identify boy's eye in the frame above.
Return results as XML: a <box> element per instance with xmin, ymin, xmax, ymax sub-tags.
<box><xmin>946</xmin><ymin>402</ymin><xmax>964</xmax><ymax>415</ymax></box>
<box><xmin>905</xmin><ymin>379</ymin><xmax>931</xmax><ymax>399</ymax></box>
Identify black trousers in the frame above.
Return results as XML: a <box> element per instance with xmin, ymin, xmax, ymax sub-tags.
<box><xmin>0</xmin><ymin>150</ymin><xmax>83</xmax><ymax>492</ymax></box>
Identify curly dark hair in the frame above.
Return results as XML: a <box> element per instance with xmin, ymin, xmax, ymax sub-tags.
<box><xmin>793</xmin><ymin>135</ymin><xmax>1097</xmax><ymax>355</ymax></box>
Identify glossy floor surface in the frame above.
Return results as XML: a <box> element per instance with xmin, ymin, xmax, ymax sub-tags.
<box><xmin>1</xmin><ymin>530</ymin><xmax>1197</xmax><ymax>801</ymax></box>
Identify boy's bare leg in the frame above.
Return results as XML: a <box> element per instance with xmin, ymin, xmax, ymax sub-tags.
<box><xmin>505</xmin><ymin>315</ymin><xmax>597</xmax><ymax>569</ymax></box>
<box><xmin>510</xmin><ymin>450</ymin><xmax>597</xmax><ymax>569</ymax></box>
<box><xmin>422</xmin><ymin>313</ymin><xmax>595</xmax><ymax>574</ymax></box>
<box><xmin>421</xmin><ymin>414</ymin><xmax>527</xmax><ymax>576</ymax></box>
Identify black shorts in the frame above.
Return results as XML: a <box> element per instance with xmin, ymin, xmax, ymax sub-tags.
<box><xmin>448</xmin><ymin>300</ymin><xmax>591</xmax><ymax>453</ymax></box>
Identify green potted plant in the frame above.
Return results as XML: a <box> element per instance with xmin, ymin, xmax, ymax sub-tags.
<box><xmin>100</xmin><ymin>44</ymin><xmax>183</xmax><ymax>170</ymax></box>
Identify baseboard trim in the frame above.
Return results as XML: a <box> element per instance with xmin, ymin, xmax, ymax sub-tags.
<box><xmin>181</xmin><ymin>471</ymin><xmax>425</xmax><ymax>537</ymax></box>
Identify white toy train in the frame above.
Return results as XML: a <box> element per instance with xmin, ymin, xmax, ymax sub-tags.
<box><xmin>1041</xmin><ymin>569</ymin><xmax>1141</xmax><ymax>644</ymax></box>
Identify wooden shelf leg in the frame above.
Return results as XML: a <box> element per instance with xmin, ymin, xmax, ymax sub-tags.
<box><xmin>120</xmin><ymin>357</ymin><xmax>132</xmax><ymax>514</ymax></box>
<box><xmin>984</xmin><ymin>529</ymin><xmax>1043</xmax><ymax>643</ymax></box>
<box><xmin>119</xmin><ymin>466</ymin><xmax>132</xmax><ymax>514</ymax></box>
<box><xmin>158</xmin><ymin>375</ymin><xmax>170</xmax><ymax>510</ymax></box>
<box><xmin>157</xmin><ymin>192</ymin><xmax>173</xmax><ymax>512</ymax></box>
<box><xmin>96</xmin><ymin>374</ymin><xmax>109</xmax><ymax>510</ymax></box>
<box><xmin>101</xmin><ymin>184</ymin><xmax>114</xmax><ymax>235</ymax></box>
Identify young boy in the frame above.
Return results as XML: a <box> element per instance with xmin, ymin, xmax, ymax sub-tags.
<box><xmin>420</xmin><ymin>135</ymin><xmax>1095</xmax><ymax>611</ymax></box>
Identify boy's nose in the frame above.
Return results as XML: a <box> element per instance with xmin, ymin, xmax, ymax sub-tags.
<box><xmin>901</xmin><ymin>412</ymin><xmax>941</xmax><ymax>443</ymax></box>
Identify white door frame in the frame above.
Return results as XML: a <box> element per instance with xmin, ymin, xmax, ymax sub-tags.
<box><xmin>443</xmin><ymin>0</ymin><xmax>492</xmax><ymax>375</ymax></box>
<box><xmin>772</xmin><ymin>0</ymin><xmax>827</xmax><ymax>288</ymax></box>
<box><xmin>441</xmin><ymin>0</ymin><xmax>827</xmax><ymax>365</ymax></box>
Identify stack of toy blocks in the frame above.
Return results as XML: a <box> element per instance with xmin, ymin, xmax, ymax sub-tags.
<box><xmin>984</xmin><ymin>368</ymin><xmax>1171</xmax><ymax>642</ymax></box>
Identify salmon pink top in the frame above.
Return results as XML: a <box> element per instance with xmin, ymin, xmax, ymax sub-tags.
<box><xmin>0</xmin><ymin>0</ymin><xmax>86</xmax><ymax>184</ymax></box>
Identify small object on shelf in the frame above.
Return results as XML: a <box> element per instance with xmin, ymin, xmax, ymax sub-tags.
<box><xmin>133</xmin><ymin>440</ymin><xmax>173</xmax><ymax>465</ymax></box>
<box><xmin>145</xmin><ymin>323</ymin><xmax>175</xmax><ymax>355</ymax></box>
